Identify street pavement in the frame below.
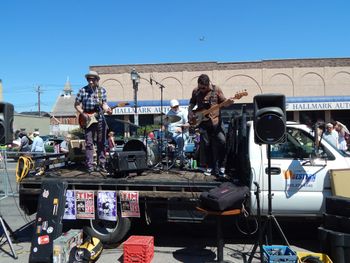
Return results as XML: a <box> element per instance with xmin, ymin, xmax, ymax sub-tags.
<box><xmin>0</xmin><ymin>159</ymin><xmax>320</xmax><ymax>263</ymax></box>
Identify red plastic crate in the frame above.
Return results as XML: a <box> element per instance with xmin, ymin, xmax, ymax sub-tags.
<box><xmin>123</xmin><ymin>235</ymin><xmax>154</xmax><ymax>263</ymax></box>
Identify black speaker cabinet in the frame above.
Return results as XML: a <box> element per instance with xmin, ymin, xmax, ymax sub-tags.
<box><xmin>253</xmin><ymin>94</ymin><xmax>286</xmax><ymax>144</ymax></box>
<box><xmin>0</xmin><ymin>102</ymin><xmax>14</xmax><ymax>145</ymax></box>
<box><xmin>110</xmin><ymin>150</ymin><xmax>147</xmax><ymax>176</ymax></box>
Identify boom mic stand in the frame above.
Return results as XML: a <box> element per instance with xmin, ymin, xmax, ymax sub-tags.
<box><xmin>150</xmin><ymin>77</ymin><xmax>170</xmax><ymax>170</ymax></box>
<box><xmin>248</xmin><ymin>144</ymin><xmax>290</xmax><ymax>263</ymax></box>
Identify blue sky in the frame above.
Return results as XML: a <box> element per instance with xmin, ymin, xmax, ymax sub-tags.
<box><xmin>1</xmin><ymin>0</ymin><xmax>349</xmax><ymax>112</ymax></box>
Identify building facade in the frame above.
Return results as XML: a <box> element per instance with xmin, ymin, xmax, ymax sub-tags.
<box><xmin>50</xmin><ymin>79</ymin><xmax>79</xmax><ymax>135</ymax></box>
<box><xmin>89</xmin><ymin>58</ymin><xmax>350</xmax><ymax>135</ymax></box>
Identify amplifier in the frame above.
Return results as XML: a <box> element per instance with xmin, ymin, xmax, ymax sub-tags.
<box><xmin>109</xmin><ymin>150</ymin><xmax>147</xmax><ymax>176</ymax></box>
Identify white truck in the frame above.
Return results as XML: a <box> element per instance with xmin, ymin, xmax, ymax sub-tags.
<box><xmin>18</xmin><ymin>115</ymin><xmax>350</xmax><ymax>244</ymax></box>
<box><xmin>246</xmin><ymin>120</ymin><xmax>350</xmax><ymax>217</ymax></box>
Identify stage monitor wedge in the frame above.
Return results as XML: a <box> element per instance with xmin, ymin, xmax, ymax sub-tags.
<box><xmin>253</xmin><ymin>94</ymin><xmax>286</xmax><ymax>144</ymax></box>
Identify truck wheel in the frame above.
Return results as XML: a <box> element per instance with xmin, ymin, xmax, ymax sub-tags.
<box><xmin>84</xmin><ymin>215</ymin><xmax>131</xmax><ymax>244</ymax></box>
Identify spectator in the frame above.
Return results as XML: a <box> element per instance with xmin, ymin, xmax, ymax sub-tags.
<box><xmin>322</xmin><ymin>123</ymin><xmax>338</xmax><ymax>148</ymax></box>
<box><xmin>18</xmin><ymin>131</ymin><xmax>31</xmax><ymax>153</ymax></box>
<box><xmin>60</xmin><ymin>134</ymin><xmax>72</xmax><ymax>154</ymax></box>
<box><xmin>334</xmin><ymin>121</ymin><xmax>349</xmax><ymax>151</ymax></box>
<box><xmin>31</xmin><ymin>131</ymin><xmax>46</xmax><ymax>153</ymax></box>
<box><xmin>107</xmin><ymin>131</ymin><xmax>116</xmax><ymax>152</ymax></box>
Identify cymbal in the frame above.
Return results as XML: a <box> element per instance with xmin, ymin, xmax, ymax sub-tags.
<box><xmin>165</xmin><ymin>115</ymin><xmax>181</xmax><ymax>123</ymax></box>
<box><xmin>155</xmin><ymin>115</ymin><xmax>181</xmax><ymax>124</ymax></box>
<box><xmin>114</xmin><ymin>119</ymin><xmax>140</xmax><ymax>128</ymax></box>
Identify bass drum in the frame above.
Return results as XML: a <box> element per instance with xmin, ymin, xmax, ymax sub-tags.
<box><xmin>123</xmin><ymin>139</ymin><xmax>158</xmax><ymax>167</ymax></box>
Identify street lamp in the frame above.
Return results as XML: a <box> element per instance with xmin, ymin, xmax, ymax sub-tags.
<box><xmin>130</xmin><ymin>68</ymin><xmax>140</xmax><ymax>126</ymax></box>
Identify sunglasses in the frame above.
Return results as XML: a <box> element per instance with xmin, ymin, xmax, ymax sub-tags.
<box><xmin>87</xmin><ymin>78</ymin><xmax>97</xmax><ymax>81</ymax></box>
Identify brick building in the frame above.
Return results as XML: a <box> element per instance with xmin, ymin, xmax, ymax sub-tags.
<box><xmin>50</xmin><ymin>58</ymin><xmax>350</xmax><ymax>136</ymax></box>
<box><xmin>91</xmin><ymin>58</ymin><xmax>350</xmax><ymax>135</ymax></box>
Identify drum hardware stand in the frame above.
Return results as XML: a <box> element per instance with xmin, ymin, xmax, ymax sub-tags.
<box><xmin>153</xmin><ymin>133</ymin><xmax>174</xmax><ymax>171</ymax></box>
<box><xmin>247</xmin><ymin>144</ymin><xmax>290</xmax><ymax>263</ymax></box>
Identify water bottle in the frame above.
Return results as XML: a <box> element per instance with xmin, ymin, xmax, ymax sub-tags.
<box><xmin>192</xmin><ymin>159</ymin><xmax>197</xmax><ymax>169</ymax></box>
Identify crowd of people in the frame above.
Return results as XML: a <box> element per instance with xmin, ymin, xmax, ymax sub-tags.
<box><xmin>321</xmin><ymin>121</ymin><xmax>350</xmax><ymax>151</ymax></box>
<box><xmin>16</xmin><ymin>131</ymin><xmax>46</xmax><ymax>154</ymax></box>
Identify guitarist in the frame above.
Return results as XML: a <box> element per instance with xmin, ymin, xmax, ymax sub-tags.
<box><xmin>188</xmin><ymin>74</ymin><xmax>233</xmax><ymax>177</ymax></box>
<box><xmin>75</xmin><ymin>70</ymin><xmax>112</xmax><ymax>174</ymax></box>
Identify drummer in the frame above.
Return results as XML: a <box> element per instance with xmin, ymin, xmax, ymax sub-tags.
<box><xmin>166</xmin><ymin>99</ymin><xmax>190</xmax><ymax>165</ymax></box>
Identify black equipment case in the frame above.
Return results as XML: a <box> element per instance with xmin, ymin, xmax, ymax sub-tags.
<box><xmin>109</xmin><ymin>150</ymin><xmax>147</xmax><ymax>176</ymax></box>
<box><xmin>29</xmin><ymin>179</ymin><xmax>67</xmax><ymax>262</ymax></box>
<box><xmin>200</xmin><ymin>182</ymin><xmax>249</xmax><ymax>211</ymax></box>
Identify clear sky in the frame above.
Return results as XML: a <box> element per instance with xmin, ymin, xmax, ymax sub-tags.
<box><xmin>1</xmin><ymin>0</ymin><xmax>349</xmax><ymax>113</ymax></box>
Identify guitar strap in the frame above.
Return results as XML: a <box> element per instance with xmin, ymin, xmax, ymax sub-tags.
<box><xmin>97</xmin><ymin>86</ymin><xmax>103</xmax><ymax>105</ymax></box>
<box><xmin>209</xmin><ymin>85</ymin><xmax>217</xmax><ymax>106</ymax></box>
<box><xmin>96</xmin><ymin>86</ymin><xmax>103</xmax><ymax>116</ymax></box>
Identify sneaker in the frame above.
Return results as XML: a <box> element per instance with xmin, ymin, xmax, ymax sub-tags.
<box><xmin>219</xmin><ymin>167</ymin><xmax>226</xmax><ymax>178</ymax></box>
<box><xmin>204</xmin><ymin>168</ymin><xmax>213</xmax><ymax>176</ymax></box>
<box><xmin>87</xmin><ymin>167</ymin><xmax>94</xmax><ymax>174</ymax></box>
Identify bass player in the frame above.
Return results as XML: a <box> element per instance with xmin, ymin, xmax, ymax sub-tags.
<box><xmin>188</xmin><ymin>74</ymin><xmax>234</xmax><ymax>177</ymax></box>
<box><xmin>75</xmin><ymin>70</ymin><xmax>112</xmax><ymax>174</ymax></box>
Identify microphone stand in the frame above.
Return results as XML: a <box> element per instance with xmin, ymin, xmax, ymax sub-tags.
<box><xmin>150</xmin><ymin>77</ymin><xmax>167</xmax><ymax>169</ymax></box>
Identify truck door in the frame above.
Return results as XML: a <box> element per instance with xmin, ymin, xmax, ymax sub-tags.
<box><xmin>261</xmin><ymin>126</ymin><xmax>332</xmax><ymax>216</ymax></box>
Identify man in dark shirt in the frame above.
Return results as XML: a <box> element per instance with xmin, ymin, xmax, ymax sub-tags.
<box><xmin>188</xmin><ymin>74</ymin><xmax>232</xmax><ymax>177</ymax></box>
<box><xmin>18</xmin><ymin>131</ymin><xmax>31</xmax><ymax>152</ymax></box>
<box><xmin>75</xmin><ymin>70</ymin><xmax>112</xmax><ymax>173</ymax></box>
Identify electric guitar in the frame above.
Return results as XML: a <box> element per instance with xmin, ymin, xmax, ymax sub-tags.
<box><xmin>78</xmin><ymin>102</ymin><xmax>129</xmax><ymax>129</ymax></box>
<box><xmin>189</xmin><ymin>91</ymin><xmax>248</xmax><ymax>127</ymax></box>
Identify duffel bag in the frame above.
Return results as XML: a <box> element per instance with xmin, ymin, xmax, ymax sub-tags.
<box><xmin>200</xmin><ymin>182</ymin><xmax>249</xmax><ymax>211</ymax></box>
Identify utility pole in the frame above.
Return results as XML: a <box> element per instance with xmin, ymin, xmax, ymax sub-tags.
<box><xmin>36</xmin><ymin>86</ymin><xmax>42</xmax><ymax>116</ymax></box>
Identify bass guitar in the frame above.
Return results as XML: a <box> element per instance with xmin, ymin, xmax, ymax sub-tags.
<box><xmin>78</xmin><ymin>102</ymin><xmax>129</xmax><ymax>129</ymax></box>
<box><xmin>189</xmin><ymin>91</ymin><xmax>248</xmax><ymax>127</ymax></box>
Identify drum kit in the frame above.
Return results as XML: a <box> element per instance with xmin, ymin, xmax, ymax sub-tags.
<box><xmin>118</xmin><ymin>114</ymin><xmax>194</xmax><ymax>171</ymax></box>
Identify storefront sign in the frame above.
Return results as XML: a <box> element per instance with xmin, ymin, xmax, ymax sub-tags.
<box><xmin>112</xmin><ymin>106</ymin><xmax>189</xmax><ymax>115</ymax></box>
<box><xmin>286</xmin><ymin>101</ymin><xmax>350</xmax><ymax>111</ymax></box>
<box><xmin>112</xmin><ymin>101</ymin><xmax>350</xmax><ymax>115</ymax></box>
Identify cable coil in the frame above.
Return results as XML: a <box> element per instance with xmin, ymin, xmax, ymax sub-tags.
<box><xmin>16</xmin><ymin>155</ymin><xmax>35</xmax><ymax>182</ymax></box>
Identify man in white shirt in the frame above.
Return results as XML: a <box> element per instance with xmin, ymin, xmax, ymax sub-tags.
<box><xmin>31</xmin><ymin>131</ymin><xmax>46</xmax><ymax>153</ymax></box>
<box><xmin>166</xmin><ymin>99</ymin><xmax>189</xmax><ymax>166</ymax></box>
<box><xmin>323</xmin><ymin>123</ymin><xmax>339</xmax><ymax>148</ymax></box>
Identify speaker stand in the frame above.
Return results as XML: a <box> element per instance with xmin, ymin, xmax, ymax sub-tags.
<box><xmin>247</xmin><ymin>144</ymin><xmax>289</xmax><ymax>262</ymax></box>
<box><xmin>0</xmin><ymin>215</ymin><xmax>17</xmax><ymax>259</ymax></box>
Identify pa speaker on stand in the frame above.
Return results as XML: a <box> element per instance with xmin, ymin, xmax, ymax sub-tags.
<box><xmin>254</xmin><ymin>94</ymin><xmax>286</xmax><ymax>144</ymax></box>
<box><xmin>0</xmin><ymin>102</ymin><xmax>14</xmax><ymax>145</ymax></box>
<box><xmin>248</xmin><ymin>93</ymin><xmax>289</xmax><ymax>263</ymax></box>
